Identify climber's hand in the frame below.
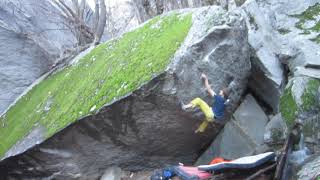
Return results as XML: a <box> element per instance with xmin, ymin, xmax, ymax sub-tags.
<box><xmin>201</xmin><ymin>73</ymin><xmax>207</xmax><ymax>80</ymax></box>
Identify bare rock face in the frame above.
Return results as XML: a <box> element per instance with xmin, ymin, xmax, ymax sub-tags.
<box><xmin>241</xmin><ymin>0</ymin><xmax>285</xmax><ymax>111</ymax></box>
<box><xmin>0</xmin><ymin>7</ymin><xmax>250</xmax><ymax>179</ymax></box>
<box><xmin>0</xmin><ymin>0</ymin><xmax>76</xmax><ymax>114</ymax></box>
<box><xmin>0</xmin><ymin>28</ymin><xmax>51</xmax><ymax>114</ymax></box>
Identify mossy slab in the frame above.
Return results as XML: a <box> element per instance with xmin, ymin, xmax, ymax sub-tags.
<box><xmin>0</xmin><ymin>13</ymin><xmax>192</xmax><ymax>158</ymax></box>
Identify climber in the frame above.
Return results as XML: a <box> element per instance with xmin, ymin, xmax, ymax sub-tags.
<box><xmin>182</xmin><ymin>73</ymin><xmax>229</xmax><ymax>133</ymax></box>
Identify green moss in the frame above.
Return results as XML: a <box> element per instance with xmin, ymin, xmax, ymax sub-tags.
<box><xmin>291</xmin><ymin>3</ymin><xmax>320</xmax><ymax>43</ymax></box>
<box><xmin>277</xmin><ymin>28</ymin><xmax>291</xmax><ymax>35</ymax></box>
<box><xmin>249</xmin><ymin>15</ymin><xmax>258</xmax><ymax>30</ymax></box>
<box><xmin>280</xmin><ymin>84</ymin><xmax>298</xmax><ymax>127</ymax></box>
<box><xmin>271</xmin><ymin>128</ymin><xmax>283</xmax><ymax>142</ymax></box>
<box><xmin>301</xmin><ymin>79</ymin><xmax>320</xmax><ymax>111</ymax></box>
<box><xmin>0</xmin><ymin>13</ymin><xmax>192</xmax><ymax>157</ymax></box>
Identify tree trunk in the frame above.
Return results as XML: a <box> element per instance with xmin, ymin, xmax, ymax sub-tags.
<box><xmin>94</xmin><ymin>0</ymin><xmax>106</xmax><ymax>45</ymax></box>
<box><xmin>79</xmin><ymin>0</ymin><xmax>86</xmax><ymax>20</ymax></box>
<box><xmin>93</xmin><ymin>0</ymin><xmax>100</xmax><ymax>31</ymax></box>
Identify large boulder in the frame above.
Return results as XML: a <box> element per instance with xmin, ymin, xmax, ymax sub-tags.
<box><xmin>0</xmin><ymin>7</ymin><xmax>251</xmax><ymax>179</ymax></box>
<box><xmin>0</xmin><ymin>0</ymin><xmax>76</xmax><ymax>114</ymax></box>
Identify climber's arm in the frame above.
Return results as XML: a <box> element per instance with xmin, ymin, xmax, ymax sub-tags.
<box><xmin>201</xmin><ymin>73</ymin><xmax>216</xmax><ymax>97</ymax></box>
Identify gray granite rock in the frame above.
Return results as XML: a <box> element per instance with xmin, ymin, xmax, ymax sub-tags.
<box><xmin>241</xmin><ymin>0</ymin><xmax>284</xmax><ymax>111</ymax></box>
<box><xmin>295</xmin><ymin>67</ymin><xmax>320</xmax><ymax>79</ymax></box>
<box><xmin>240</xmin><ymin>0</ymin><xmax>320</xmax><ymax>111</ymax></box>
<box><xmin>234</xmin><ymin>94</ymin><xmax>269</xmax><ymax>145</ymax></box>
<box><xmin>0</xmin><ymin>0</ymin><xmax>76</xmax><ymax>113</ymax></box>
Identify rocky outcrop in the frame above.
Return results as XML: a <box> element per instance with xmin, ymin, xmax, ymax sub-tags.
<box><xmin>0</xmin><ymin>0</ymin><xmax>76</xmax><ymax>114</ymax></box>
<box><xmin>239</xmin><ymin>0</ymin><xmax>320</xmax><ymax>112</ymax></box>
<box><xmin>241</xmin><ymin>0</ymin><xmax>285</xmax><ymax>111</ymax></box>
<box><xmin>253</xmin><ymin>0</ymin><xmax>320</xmax><ymax>176</ymax></box>
<box><xmin>196</xmin><ymin>94</ymin><xmax>269</xmax><ymax>164</ymax></box>
<box><xmin>0</xmin><ymin>7</ymin><xmax>251</xmax><ymax>179</ymax></box>
<box><xmin>243</xmin><ymin>0</ymin><xmax>320</xmax><ymax>169</ymax></box>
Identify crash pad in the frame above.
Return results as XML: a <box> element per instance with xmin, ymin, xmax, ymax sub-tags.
<box><xmin>198</xmin><ymin>152</ymin><xmax>275</xmax><ymax>171</ymax></box>
<box><xmin>173</xmin><ymin>166</ymin><xmax>211</xmax><ymax>180</ymax></box>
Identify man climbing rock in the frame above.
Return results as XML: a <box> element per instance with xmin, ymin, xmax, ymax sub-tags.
<box><xmin>182</xmin><ymin>73</ymin><xmax>229</xmax><ymax>133</ymax></box>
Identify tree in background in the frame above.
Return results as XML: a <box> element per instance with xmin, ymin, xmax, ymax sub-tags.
<box><xmin>52</xmin><ymin>0</ymin><xmax>106</xmax><ymax>46</ymax></box>
<box><xmin>130</xmin><ymin>0</ymin><xmax>236</xmax><ymax>23</ymax></box>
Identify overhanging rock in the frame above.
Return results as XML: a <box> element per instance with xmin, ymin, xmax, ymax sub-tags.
<box><xmin>0</xmin><ymin>6</ymin><xmax>251</xmax><ymax>179</ymax></box>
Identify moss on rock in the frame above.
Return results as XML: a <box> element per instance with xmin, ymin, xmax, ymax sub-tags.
<box><xmin>280</xmin><ymin>78</ymin><xmax>320</xmax><ymax>128</ymax></box>
<box><xmin>280</xmin><ymin>84</ymin><xmax>298</xmax><ymax>127</ymax></box>
<box><xmin>292</xmin><ymin>3</ymin><xmax>320</xmax><ymax>43</ymax></box>
<box><xmin>0</xmin><ymin>13</ymin><xmax>192</xmax><ymax>158</ymax></box>
<box><xmin>302</xmin><ymin>78</ymin><xmax>320</xmax><ymax>111</ymax></box>
<box><xmin>270</xmin><ymin>128</ymin><xmax>284</xmax><ymax>142</ymax></box>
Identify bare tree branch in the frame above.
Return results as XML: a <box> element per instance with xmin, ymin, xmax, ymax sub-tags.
<box><xmin>48</xmin><ymin>0</ymin><xmax>107</xmax><ymax>46</ymax></box>
<box><xmin>52</xmin><ymin>0</ymin><xmax>73</xmax><ymax>19</ymax></box>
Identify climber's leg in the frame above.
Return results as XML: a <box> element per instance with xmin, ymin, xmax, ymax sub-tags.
<box><xmin>184</xmin><ymin>97</ymin><xmax>214</xmax><ymax>120</ymax></box>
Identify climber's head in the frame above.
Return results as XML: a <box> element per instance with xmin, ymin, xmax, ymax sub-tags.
<box><xmin>219</xmin><ymin>88</ymin><xmax>229</xmax><ymax>98</ymax></box>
